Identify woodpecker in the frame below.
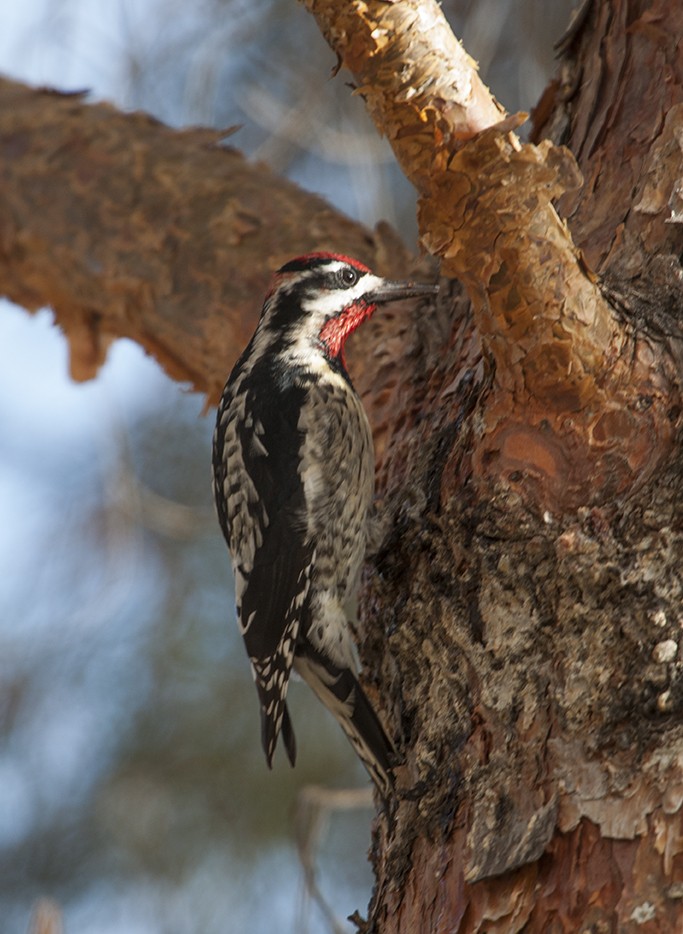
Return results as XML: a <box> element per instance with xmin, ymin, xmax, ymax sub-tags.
<box><xmin>212</xmin><ymin>252</ymin><xmax>438</xmax><ymax>796</ymax></box>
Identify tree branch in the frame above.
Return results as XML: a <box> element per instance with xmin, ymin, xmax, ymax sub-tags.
<box><xmin>303</xmin><ymin>0</ymin><xmax>681</xmax><ymax>511</ymax></box>
<box><xmin>0</xmin><ymin>77</ymin><xmax>410</xmax><ymax>400</ymax></box>
<box><xmin>302</xmin><ymin>0</ymin><xmax>504</xmax><ymax>190</ymax></box>
<box><xmin>533</xmin><ymin>0</ymin><xmax>683</xmax><ymax>293</ymax></box>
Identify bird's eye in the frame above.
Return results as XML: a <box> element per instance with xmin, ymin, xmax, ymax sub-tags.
<box><xmin>338</xmin><ymin>266</ymin><xmax>359</xmax><ymax>288</ymax></box>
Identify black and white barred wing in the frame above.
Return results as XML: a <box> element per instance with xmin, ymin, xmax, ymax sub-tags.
<box><xmin>213</xmin><ymin>374</ymin><xmax>312</xmax><ymax>767</ymax></box>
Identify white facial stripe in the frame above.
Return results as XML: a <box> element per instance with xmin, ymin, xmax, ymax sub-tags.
<box><xmin>300</xmin><ymin>271</ymin><xmax>385</xmax><ymax>318</ymax></box>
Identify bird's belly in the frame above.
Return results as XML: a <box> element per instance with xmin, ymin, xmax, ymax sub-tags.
<box><xmin>301</xmin><ymin>388</ymin><xmax>374</xmax><ymax>600</ymax></box>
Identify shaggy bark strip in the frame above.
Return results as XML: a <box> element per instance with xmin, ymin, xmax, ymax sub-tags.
<box><xmin>533</xmin><ymin>0</ymin><xmax>683</xmax><ymax>280</ymax></box>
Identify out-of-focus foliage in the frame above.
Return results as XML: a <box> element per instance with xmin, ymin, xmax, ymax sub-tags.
<box><xmin>0</xmin><ymin>1</ymin><xmax>573</xmax><ymax>931</ymax></box>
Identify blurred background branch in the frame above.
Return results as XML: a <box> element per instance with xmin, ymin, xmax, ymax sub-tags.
<box><xmin>294</xmin><ymin>785</ymin><xmax>374</xmax><ymax>934</ymax></box>
<box><xmin>29</xmin><ymin>899</ymin><xmax>63</xmax><ymax>934</ymax></box>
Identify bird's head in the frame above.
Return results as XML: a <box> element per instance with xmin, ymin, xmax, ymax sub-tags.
<box><xmin>260</xmin><ymin>253</ymin><xmax>439</xmax><ymax>369</ymax></box>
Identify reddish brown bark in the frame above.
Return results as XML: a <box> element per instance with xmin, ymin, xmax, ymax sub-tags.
<box><xmin>533</xmin><ymin>0</ymin><xmax>683</xmax><ymax>282</ymax></box>
<box><xmin>1</xmin><ymin>1</ymin><xmax>683</xmax><ymax>931</ymax></box>
<box><xmin>300</xmin><ymin>2</ymin><xmax>683</xmax><ymax>932</ymax></box>
<box><xmin>304</xmin><ymin>0</ymin><xmax>680</xmax><ymax>517</ymax></box>
<box><xmin>0</xmin><ymin>77</ymin><xmax>413</xmax><ymax>399</ymax></box>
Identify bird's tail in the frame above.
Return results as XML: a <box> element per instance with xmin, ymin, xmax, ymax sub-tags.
<box><xmin>293</xmin><ymin>650</ymin><xmax>396</xmax><ymax>797</ymax></box>
<box><xmin>259</xmin><ymin>699</ymin><xmax>297</xmax><ymax>768</ymax></box>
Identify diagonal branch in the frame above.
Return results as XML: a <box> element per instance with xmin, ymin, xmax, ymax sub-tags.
<box><xmin>303</xmin><ymin>0</ymin><xmax>680</xmax><ymax>511</ymax></box>
<box><xmin>302</xmin><ymin>0</ymin><xmax>504</xmax><ymax>190</ymax></box>
<box><xmin>0</xmin><ymin>77</ymin><xmax>410</xmax><ymax>400</ymax></box>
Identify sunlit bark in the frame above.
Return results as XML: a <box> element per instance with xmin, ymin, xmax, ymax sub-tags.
<box><xmin>1</xmin><ymin>0</ymin><xmax>683</xmax><ymax>929</ymax></box>
<box><xmin>303</xmin><ymin>2</ymin><xmax>683</xmax><ymax>932</ymax></box>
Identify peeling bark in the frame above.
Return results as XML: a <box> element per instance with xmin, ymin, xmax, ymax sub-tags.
<box><xmin>533</xmin><ymin>0</ymin><xmax>683</xmax><ymax>283</ymax></box>
<box><xmin>0</xmin><ymin>78</ymin><xmax>413</xmax><ymax>398</ymax></box>
<box><xmin>301</xmin><ymin>0</ymin><xmax>504</xmax><ymax>191</ymax></box>
<box><xmin>301</xmin><ymin>2</ymin><xmax>683</xmax><ymax>932</ymax></box>
<box><xmin>419</xmin><ymin>123</ymin><xmax>677</xmax><ymax>511</ymax></box>
<box><xmin>305</xmin><ymin>0</ymin><xmax>681</xmax><ymax>513</ymax></box>
<box><xmin>2</xmin><ymin>0</ymin><xmax>683</xmax><ymax>930</ymax></box>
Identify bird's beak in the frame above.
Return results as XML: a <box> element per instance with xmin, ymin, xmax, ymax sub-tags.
<box><xmin>366</xmin><ymin>279</ymin><xmax>440</xmax><ymax>304</ymax></box>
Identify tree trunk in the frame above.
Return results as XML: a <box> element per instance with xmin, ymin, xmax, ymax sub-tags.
<box><xmin>300</xmin><ymin>0</ymin><xmax>683</xmax><ymax>930</ymax></box>
<box><xmin>2</xmin><ymin>0</ymin><xmax>683</xmax><ymax>930</ymax></box>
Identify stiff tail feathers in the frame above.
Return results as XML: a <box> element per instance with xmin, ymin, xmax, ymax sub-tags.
<box><xmin>259</xmin><ymin>695</ymin><xmax>297</xmax><ymax>768</ymax></box>
<box><xmin>293</xmin><ymin>652</ymin><xmax>396</xmax><ymax>797</ymax></box>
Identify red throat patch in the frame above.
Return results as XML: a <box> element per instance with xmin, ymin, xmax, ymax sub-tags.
<box><xmin>319</xmin><ymin>300</ymin><xmax>376</xmax><ymax>368</ymax></box>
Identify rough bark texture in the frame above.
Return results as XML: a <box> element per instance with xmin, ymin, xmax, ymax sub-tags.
<box><xmin>301</xmin><ymin>0</ymin><xmax>504</xmax><ymax>191</ymax></box>
<box><xmin>533</xmin><ymin>0</ymin><xmax>683</xmax><ymax>283</ymax></box>
<box><xmin>2</xmin><ymin>0</ymin><xmax>683</xmax><ymax>930</ymax></box>
<box><xmin>312</xmin><ymin>0</ymin><xmax>683</xmax><ymax>931</ymax></box>
<box><xmin>305</xmin><ymin>0</ymin><xmax>679</xmax><ymax>515</ymax></box>
<box><xmin>0</xmin><ymin>77</ymin><xmax>414</xmax><ymax>400</ymax></box>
